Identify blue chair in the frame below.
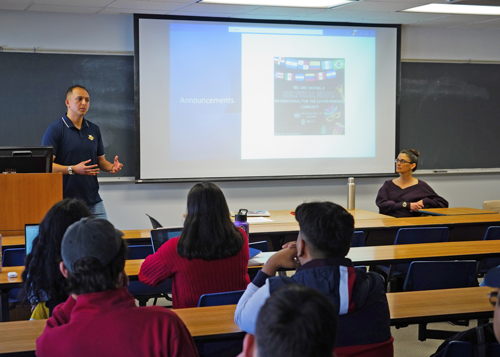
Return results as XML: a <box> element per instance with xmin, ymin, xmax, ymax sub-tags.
<box><xmin>198</xmin><ymin>290</ymin><xmax>245</xmax><ymax>307</ymax></box>
<box><xmin>378</xmin><ymin>227</ymin><xmax>449</xmax><ymax>291</ymax></box>
<box><xmin>477</xmin><ymin>226</ymin><xmax>500</xmax><ymax>276</ymax></box>
<box><xmin>126</xmin><ymin>245</ymin><xmax>172</xmax><ymax>306</ymax></box>
<box><xmin>2</xmin><ymin>248</ymin><xmax>26</xmax><ymax>320</ymax></box>
<box><xmin>443</xmin><ymin>341</ymin><xmax>500</xmax><ymax>357</ymax></box>
<box><xmin>351</xmin><ymin>231</ymin><xmax>365</xmax><ymax>247</ymax></box>
<box><xmin>249</xmin><ymin>240</ymin><xmax>269</xmax><ymax>252</ymax></box>
<box><xmin>403</xmin><ymin>260</ymin><xmax>478</xmax><ymax>341</ymax></box>
<box><xmin>197</xmin><ymin>290</ymin><xmax>246</xmax><ymax>357</ymax></box>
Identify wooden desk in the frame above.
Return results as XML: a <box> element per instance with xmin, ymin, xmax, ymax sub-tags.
<box><xmin>418</xmin><ymin>207</ymin><xmax>498</xmax><ymax>216</ymax></box>
<box><xmin>0</xmin><ymin>287</ymin><xmax>494</xmax><ymax>356</ymax></box>
<box><xmin>388</xmin><ymin>286</ymin><xmax>494</xmax><ymax>325</ymax></box>
<box><xmin>0</xmin><ymin>209</ymin><xmax>392</xmax><ymax>248</ymax></box>
<box><xmin>4</xmin><ymin>240</ymin><xmax>500</xmax><ymax>286</ymax></box>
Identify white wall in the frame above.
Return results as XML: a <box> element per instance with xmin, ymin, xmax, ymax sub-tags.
<box><xmin>1</xmin><ymin>10</ymin><xmax>499</xmax><ymax>229</ymax></box>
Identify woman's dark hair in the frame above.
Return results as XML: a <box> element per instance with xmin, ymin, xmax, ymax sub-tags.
<box><xmin>66</xmin><ymin>240</ymin><xmax>127</xmax><ymax>295</ymax></box>
<box><xmin>400</xmin><ymin>148</ymin><xmax>420</xmax><ymax>172</ymax></box>
<box><xmin>20</xmin><ymin>198</ymin><xmax>92</xmax><ymax>305</ymax></box>
<box><xmin>177</xmin><ymin>182</ymin><xmax>244</xmax><ymax>261</ymax></box>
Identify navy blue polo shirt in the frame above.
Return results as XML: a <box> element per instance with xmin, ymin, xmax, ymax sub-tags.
<box><xmin>42</xmin><ymin>114</ymin><xmax>105</xmax><ymax>206</ymax></box>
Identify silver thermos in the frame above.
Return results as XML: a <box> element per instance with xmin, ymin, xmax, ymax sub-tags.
<box><xmin>347</xmin><ymin>177</ymin><xmax>355</xmax><ymax>210</ymax></box>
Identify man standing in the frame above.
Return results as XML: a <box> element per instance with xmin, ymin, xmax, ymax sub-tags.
<box><xmin>42</xmin><ymin>85</ymin><xmax>123</xmax><ymax>219</ymax></box>
<box><xmin>36</xmin><ymin>217</ymin><xmax>199</xmax><ymax>357</ymax></box>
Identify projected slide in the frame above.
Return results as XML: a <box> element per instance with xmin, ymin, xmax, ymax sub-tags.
<box><xmin>274</xmin><ymin>57</ymin><xmax>345</xmax><ymax>136</ymax></box>
<box><xmin>138</xmin><ymin>17</ymin><xmax>398</xmax><ymax>180</ymax></box>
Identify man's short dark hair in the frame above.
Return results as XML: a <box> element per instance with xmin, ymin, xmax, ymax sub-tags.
<box><xmin>66</xmin><ymin>240</ymin><xmax>127</xmax><ymax>295</ymax></box>
<box><xmin>66</xmin><ymin>85</ymin><xmax>89</xmax><ymax>97</ymax></box>
<box><xmin>255</xmin><ymin>284</ymin><xmax>338</xmax><ymax>357</ymax></box>
<box><xmin>295</xmin><ymin>201</ymin><xmax>354</xmax><ymax>258</ymax></box>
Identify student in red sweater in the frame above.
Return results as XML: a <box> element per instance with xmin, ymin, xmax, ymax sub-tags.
<box><xmin>139</xmin><ymin>182</ymin><xmax>251</xmax><ymax>309</ymax></box>
<box><xmin>36</xmin><ymin>217</ymin><xmax>198</xmax><ymax>357</ymax></box>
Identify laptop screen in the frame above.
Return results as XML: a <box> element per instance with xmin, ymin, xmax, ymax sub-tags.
<box><xmin>25</xmin><ymin>224</ymin><xmax>40</xmax><ymax>255</ymax></box>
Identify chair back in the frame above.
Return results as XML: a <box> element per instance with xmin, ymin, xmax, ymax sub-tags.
<box><xmin>145</xmin><ymin>214</ymin><xmax>163</xmax><ymax>229</ymax></box>
<box><xmin>150</xmin><ymin>227</ymin><xmax>183</xmax><ymax>253</ymax></box>
<box><xmin>127</xmin><ymin>245</ymin><xmax>154</xmax><ymax>260</ymax></box>
<box><xmin>403</xmin><ymin>260</ymin><xmax>478</xmax><ymax>291</ymax></box>
<box><xmin>395</xmin><ymin>227</ymin><xmax>449</xmax><ymax>245</ymax></box>
<box><xmin>392</xmin><ymin>227</ymin><xmax>449</xmax><ymax>276</ymax></box>
<box><xmin>351</xmin><ymin>231</ymin><xmax>365</xmax><ymax>247</ymax></box>
<box><xmin>198</xmin><ymin>290</ymin><xmax>245</xmax><ymax>307</ymax></box>
<box><xmin>483</xmin><ymin>200</ymin><xmax>500</xmax><ymax>212</ymax></box>
<box><xmin>477</xmin><ymin>226</ymin><xmax>500</xmax><ymax>274</ymax></box>
<box><xmin>443</xmin><ymin>341</ymin><xmax>500</xmax><ymax>357</ymax></box>
<box><xmin>2</xmin><ymin>248</ymin><xmax>25</xmax><ymax>267</ymax></box>
<box><xmin>249</xmin><ymin>241</ymin><xmax>269</xmax><ymax>252</ymax></box>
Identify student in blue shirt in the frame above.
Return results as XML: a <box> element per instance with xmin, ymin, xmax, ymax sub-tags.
<box><xmin>42</xmin><ymin>85</ymin><xmax>123</xmax><ymax>218</ymax></box>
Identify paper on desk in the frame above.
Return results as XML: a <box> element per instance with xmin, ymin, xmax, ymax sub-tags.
<box><xmin>248</xmin><ymin>251</ymin><xmax>275</xmax><ymax>267</ymax></box>
<box><xmin>248</xmin><ymin>217</ymin><xmax>274</xmax><ymax>223</ymax></box>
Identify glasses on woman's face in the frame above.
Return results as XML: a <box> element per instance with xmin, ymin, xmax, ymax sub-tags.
<box><xmin>395</xmin><ymin>159</ymin><xmax>412</xmax><ymax>165</ymax></box>
<box><xmin>489</xmin><ymin>291</ymin><xmax>498</xmax><ymax>307</ymax></box>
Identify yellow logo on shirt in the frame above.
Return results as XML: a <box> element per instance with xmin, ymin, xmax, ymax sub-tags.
<box><xmin>88</xmin><ymin>135</ymin><xmax>94</xmax><ymax>141</ymax></box>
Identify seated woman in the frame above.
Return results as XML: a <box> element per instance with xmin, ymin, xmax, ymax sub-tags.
<box><xmin>20</xmin><ymin>198</ymin><xmax>92</xmax><ymax>319</ymax></box>
<box><xmin>139</xmin><ymin>182</ymin><xmax>251</xmax><ymax>309</ymax></box>
<box><xmin>376</xmin><ymin>149</ymin><xmax>448</xmax><ymax>218</ymax></box>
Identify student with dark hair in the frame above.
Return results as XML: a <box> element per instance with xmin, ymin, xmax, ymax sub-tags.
<box><xmin>36</xmin><ymin>217</ymin><xmax>199</xmax><ymax>357</ymax></box>
<box><xmin>238</xmin><ymin>284</ymin><xmax>338</xmax><ymax>357</ymax></box>
<box><xmin>235</xmin><ymin>201</ymin><xmax>393</xmax><ymax>357</ymax></box>
<box><xmin>376</xmin><ymin>149</ymin><xmax>448</xmax><ymax>217</ymax></box>
<box><xmin>20</xmin><ymin>198</ymin><xmax>92</xmax><ymax>318</ymax></box>
<box><xmin>139</xmin><ymin>182</ymin><xmax>250</xmax><ymax>308</ymax></box>
<box><xmin>42</xmin><ymin>85</ymin><xmax>123</xmax><ymax>219</ymax></box>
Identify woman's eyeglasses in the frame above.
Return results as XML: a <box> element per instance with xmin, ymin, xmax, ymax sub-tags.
<box><xmin>395</xmin><ymin>159</ymin><xmax>412</xmax><ymax>164</ymax></box>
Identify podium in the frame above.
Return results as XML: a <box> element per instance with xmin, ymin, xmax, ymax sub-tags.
<box><xmin>0</xmin><ymin>173</ymin><xmax>63</xmax><ymax>236</ymax></box>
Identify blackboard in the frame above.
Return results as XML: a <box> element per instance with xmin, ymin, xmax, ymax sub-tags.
<box><xmin>399</xmin><ymin>61</ymin><xmax>500</xmax><ymax>171</ymax></box>
<box><xmin>0</xmin><ymin>52</ymin><xmax>134</xmax><ymax>177</ymax></box>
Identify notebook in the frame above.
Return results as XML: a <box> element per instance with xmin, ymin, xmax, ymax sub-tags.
<box><xmin>25</xmin><ymin>224</ymin><xmax>40</xmax><ymax>255</ymax></box>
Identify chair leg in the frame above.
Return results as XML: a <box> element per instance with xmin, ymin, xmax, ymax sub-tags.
<box><xmin>418</xmin><ymin>323</ymin><xmax>427</xmax><ymax>341</ymax></box>
<box><xmin>138</xmin><ymin>298</ymin><xmax>149</xmax><ymax>307</ymax></box>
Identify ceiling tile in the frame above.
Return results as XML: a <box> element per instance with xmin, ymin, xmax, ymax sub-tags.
<box><xmin>33</xmin><ymin>0</ymin><xmax>112</xmax><ymax>6</ymax></box>
<box><xmin>98</xmin><ymin>7</ymin><xmax>169</xmax><ymax>14</ymax></box>
<box><xmin>243</xmin><ymin>6</ymin><xmax>325</xmax><ymax>16</ymax></box>
<box><xmin>0</xmin><ymin>3</ymin><xmax>30</xmax><ymax>11</ymax></box>
<box><xmin>27</xmin><ymin>4</ymin><xmax>103</xmax><ymax>13</ymax></box>
<box><xmin>107</xmin><ymin>0</ymin><xmax>188</xmax><ymax>10</ymax></box>
<box><xmin>177</xmin><ymin>3</ymin><xmax>259</xmax><ymax>13</ymax></box>
<box><xmin>168</xmin><ymin>10</ymin><xmax>235</xmax><ymax>16</ymax></box>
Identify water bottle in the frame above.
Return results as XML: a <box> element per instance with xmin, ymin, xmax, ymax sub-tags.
<box><xmin>347</xmin><ymin>177</ymin><xmax>355</xmax><ymax>210</ymax></box>
<box><xmin>234</xmin><ymin>209</ymin><xmax>250</xmax><ymax>237</ymax></box>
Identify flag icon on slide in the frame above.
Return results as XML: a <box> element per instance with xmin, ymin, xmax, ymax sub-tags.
<box><xmin>310</xmin><ymin>61</ymin><xmax>320</xmax><ymax>70</ymax></box>
<box><xmin>295</xmin><ymin>73</ymin><xmax>305</xmax><ymax>81</ymax></box>
<box><xmin>316</xmin><ymin>72</ymin><xmax>325</xmax><ymax>81</ymax></box>
<box><xmin>326</xmin><ymin>70</ymin><xmax>337</xmax><ymax>79</ymax></box>
<box><xmin>305</xmin><ymin>73</ymin><xmax>315</xmax><ymax>81</ymax></box>
<box><xmin>285</xmin><ymin>58</ymin><xmax>298</xmax><ymax>69</ymax></box>
<box><xmin>285</xmin><ymin>73</ymin><xmax>294</xmax><ymax>81</ymax></box>
<box><xmin>322</xmin><ymin>61</ymin><xmax>333</xmax><ymax>70</ymax></box>
<box><xmin>275</xmin><ymin>71</ymin><xmax>284</xmax><ymax>79</ymax></box>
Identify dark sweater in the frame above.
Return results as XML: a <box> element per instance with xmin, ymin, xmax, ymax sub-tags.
<box><xmin>376</xmin><ymin>179</ymin><xmax>448</xmax><ymax>217</ymax></box>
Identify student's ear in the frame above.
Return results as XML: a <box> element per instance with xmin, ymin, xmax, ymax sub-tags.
<box><xmin>297</xmin><ymin>236</ymin><xmax>306</xmax><ymax>258</ymax></box>
<box><xmin>59</xmin><ymin>261</ymin><xmax>69</xmax><ymax>278</ymax></box>
<box><xmin>240</xmin><ymin>333</ymin><xmax>257</xmax><ymax>357</ymax></box>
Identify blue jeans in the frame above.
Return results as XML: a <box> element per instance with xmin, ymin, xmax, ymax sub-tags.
<box><xmin>89</xmin><ymin>201</ymin><xmax>107</xmax><ymax>220</ymax></box>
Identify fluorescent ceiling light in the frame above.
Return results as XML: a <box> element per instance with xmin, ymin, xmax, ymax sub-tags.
<box><xmin>199</xmin><ymin>0</ymin><xmax>355</xmax><ymax>8</ymax></box>
<box><xmin>403</xmin><ymin>3</ymin><xmax>500</xmax><ymax>15</ymax></box>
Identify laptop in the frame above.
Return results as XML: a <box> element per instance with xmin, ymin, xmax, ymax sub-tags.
<box><xmin>150</xmin><ymin>227</ymin><xmax>183</xmax><ymax>253</ymax></box>
<box><xmin>25</xmin><ymin>224</ymin><xmax>40</xmax><ymax>255</ymax></box>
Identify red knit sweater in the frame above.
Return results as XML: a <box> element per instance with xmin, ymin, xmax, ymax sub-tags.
<box><xmin>139</xmin><ymin>229</ymin><xmax>251</xmax><ymax>309</ymax></box>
